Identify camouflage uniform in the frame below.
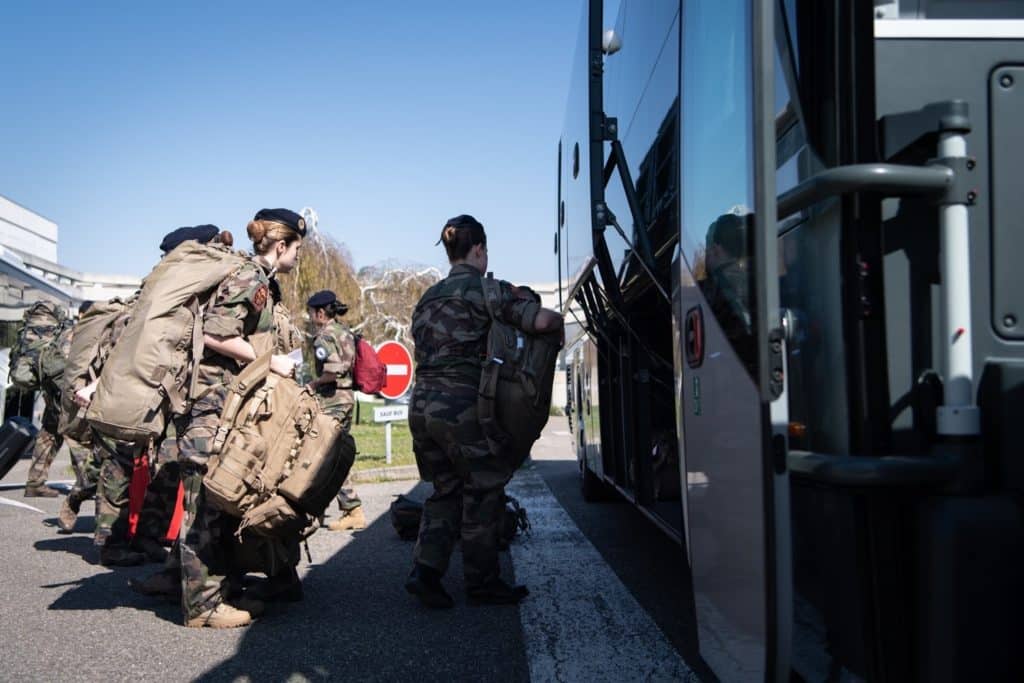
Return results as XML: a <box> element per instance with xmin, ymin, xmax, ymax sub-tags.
<box><xmin>64</xmin><ymin>434</ymin><xmax>99</xmax><ymax>511</ymax></box>
<box><xmin>134</xmin><ymin>422</ymin><xmax>182</xmax><ymax>545</ymax></box>
<box><xmin>87</xmin><ymin>305</ymin><xmax>147</xmax><ymax>549</ymax></box>
<box><xmin>25</xmin><ymin>322</ymin><xmax>72</xmax><ymax>489</ymax></box>
<box><xmin>310</xmin><ymin>320</ymin><xmax>360</xmax><ymax>511</ymax></box>
<box><xmin>409</xmin><ymin>263</ymin><xmax>540</xmax><ymax>588</ymax></box>
<box><xmin>24</xmin><ymin>393</ymin><xmax>63</xmax><ymax>489</ymax></box>
<box><xmin>178</xmin><ymin>258</ymin><xmax>273</xmax><ymax>622</ymax></box>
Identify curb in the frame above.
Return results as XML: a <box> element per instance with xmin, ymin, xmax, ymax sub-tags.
<box><xmin>350</xmin><ymin>465</ymin><xmax>420</xmax><ymax>483</ymax></box>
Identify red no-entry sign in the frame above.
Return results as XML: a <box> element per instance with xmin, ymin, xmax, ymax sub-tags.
<box><xmin>376</xmin><ymin>340</ymin><xmax>413</xmax><ymax>399</ymax></box>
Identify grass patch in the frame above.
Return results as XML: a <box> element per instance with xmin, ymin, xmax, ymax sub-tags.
<box><xmin>350</xmin><ymin>420</ymin><xmax>415</xmax><ymax>470</ymax></box>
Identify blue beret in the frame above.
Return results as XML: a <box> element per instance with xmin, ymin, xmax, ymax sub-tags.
<box><xmin>307</xmin><ymin>290</ymin><xmax>337</xmax><ymax>308</ymax></box>
<box><xmin>254</xmin><ymin>208</ymin><xmax>307</xmax><ymax>237</ymax></box>
<box><xmin>159</xmin><ymin>224</ymin><xmax>220</xmax><ymax>254</ymax></box>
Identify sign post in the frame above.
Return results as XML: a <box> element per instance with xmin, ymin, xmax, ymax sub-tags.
<box><xmin>374</xmin><ymin>342</ymin><xmax>413</xmax><ymax>464</ymax></box>
<box><xmin>373</xmin><ymin>404</ymin><xmax>410</xmax><ymax>464</ymax></box>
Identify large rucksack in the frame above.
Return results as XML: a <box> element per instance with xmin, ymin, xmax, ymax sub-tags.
<box><xmin>86</xmin><ymin>242</ymin><xmax>247</xmax><ymax>442</ymax></box>
<box><xmin>353</xmin><ymin>334</ymin><xmax>386</xmax><ymax>393</ymax></box>
<box><xmin>8</xmin><ymin>301</ymin><xmax>68</xmax><ymax>391</ymax></box>
<box><xmin>203</xmin><ymin>353</ymin><xmax>356</xmax><ymax>537</ymax></box>
<box><xmin>57</xmin><ymin>298</ymin><xmax>131</xmax><ymax>440</ymax></box>
<box><xmin>477</xmin><ymin>274</ymin><xmax>560</xmax><ymax>468</ymax></box>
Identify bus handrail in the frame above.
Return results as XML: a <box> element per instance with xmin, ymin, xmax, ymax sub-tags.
<box><xmin>777</xmin><ymin>163</ymin><xmax>953</xmax><ymax>219</ymax></box>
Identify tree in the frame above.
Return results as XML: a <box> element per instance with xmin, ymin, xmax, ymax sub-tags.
<box><xmin>355</xmin><ymin>261</ymin><xmax>442</xmax><ymax>348</ymax></box>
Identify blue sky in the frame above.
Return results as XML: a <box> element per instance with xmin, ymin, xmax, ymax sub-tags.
<box><xmin>0</xmin><ymin>1</ymin><xmax>587</xmax><ymax>284</ymax></box>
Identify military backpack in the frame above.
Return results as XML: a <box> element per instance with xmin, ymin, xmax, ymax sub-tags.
<box><xmin>477</xmin><ymin>274</ymin><xmax>560</xmax><ymax>469</ymax></box>
<box><xmin>86</xmin><ymin>241</ymin><xmax>247</xmax><ymax>442</ymax></box>
<box><xmin>57</xmin><ymin>298</ymin><xmax>131</xmax><ymax>440</ymax></box>
<box><xmin>203</xmin><ymin>352</ymin><xmax>356</xmax><ymax>538</ymax></box>
<box><xmin>8</xmin><ymin>301</ymin><xmax>68</xmax><ymax>391</ymax></box>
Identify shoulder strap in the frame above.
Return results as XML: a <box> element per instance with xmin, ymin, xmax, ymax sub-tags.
<box><xmin>211</xmin><ymin>352</ymin><xmax>274</xmax><ymax>453</ymax></box>
<box><xmin>480</xmin><ymin>273</ymin><xmax>501</xmax><ymax>322</ymax></box>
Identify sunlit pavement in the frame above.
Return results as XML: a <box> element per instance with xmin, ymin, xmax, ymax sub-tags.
<box><xmin>0</xmin><ymin>419</ymin><xmax>699</xmax><ymax>682</ymax></box>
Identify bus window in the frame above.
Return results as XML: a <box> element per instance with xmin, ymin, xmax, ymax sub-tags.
<box><xmin>680</xmin><ymin>0</ymin><xmax>757</xmax><ymax>380</ymax></box>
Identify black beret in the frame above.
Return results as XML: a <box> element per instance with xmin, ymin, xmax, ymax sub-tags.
<box><xmin>254</xmin><ymin>208</ymin><xmax>307</xmax><ymax>238</ymax></box>
<box><xmin>307</xmin><ymin>290</ymin><xmax>337</xmax><ymax>308</ymax></box>
<box><xmin>159</xmin><ymin>224</ymin><xmax>220</xmax><ymax>254</ymax></box>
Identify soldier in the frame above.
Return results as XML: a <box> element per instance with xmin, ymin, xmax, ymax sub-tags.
<box><xmin>171</xmin><ymin>208</ymin><xmax>303</xmax><ymax>628</ymax></box>
<box><xmin>54</xmin><ymin>301</ymin><xmax>103</xmax><ymax>533</ymax></box>
<box><xmin>22</xmin><ymin>305</ymin><xmax>70</xmax><ymax>498</ymax></box>
<box><xmin>304</xmin><ymin>290</ymin><xmax>365</xmax><ymax>532</ymax></box>
<box><xmin>132</xmin><ymin>226</ymin><xmax>230</xmax><ymax>562</ymax></box>
<box><xmin>404</xmin><ymin>214</ymin><xmax>562</xmax><ymax>608</ymax></box>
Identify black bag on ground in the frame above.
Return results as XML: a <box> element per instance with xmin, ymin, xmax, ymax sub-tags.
<box><xmin>389</xmin><ymin>494</ymin><xmax>423</xmax><ymax>540</ymax></box>
<box><xmin>389</xmin><ymin>493</ymin><xmax>530</xmax><ymax>546</ymax></box>
<box><xmin>0</xmin><ymin>416</ymin><xmax>38</xmax><ymax>482</ymax></box>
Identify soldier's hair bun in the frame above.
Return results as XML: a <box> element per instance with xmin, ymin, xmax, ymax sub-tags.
<box><xmin>247</xmin><ymin>220</ymin><xmax>268</xmax><ymax>244</ymax></box>
<box><xmin>442</xmin><ymin>226</ymin><xmax>458</xmax><ymax>244</ymax></box>
<box><xmin>218</xmin><ymin>230</ymin><xmax>234</xmax><ymax>247</ymax></box>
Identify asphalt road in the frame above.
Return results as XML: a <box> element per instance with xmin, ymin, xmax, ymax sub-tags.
<box><xmin>0</xmin><ymin>418</ymin><xmax>704</xmax><ymax>682</ymax></box>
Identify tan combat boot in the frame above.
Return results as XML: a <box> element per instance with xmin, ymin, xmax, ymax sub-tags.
<box><xmin>186</xmin><ymin>603</ymin><xmax>253</xmax><ymax>629</ymax></box>
<box><xmin>57</xmin><ymin>497</ymin><xmax>79</xmax><ymax>532</ymax></box>
<box><xmin>25</xmin><ymin>484</ymin><xmax>60</xmax><ymax>498</ymax></box>
<box><xmin>327</xmin><ymin>506</ymin><xmax>366</xmax><ymax>531</ymax></box>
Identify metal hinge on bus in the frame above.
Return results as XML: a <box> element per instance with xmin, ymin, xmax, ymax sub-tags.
<box><xmin>768</xmin><ymin>327</ymin><xmax>785</xmax><ymax>400</ymax></box>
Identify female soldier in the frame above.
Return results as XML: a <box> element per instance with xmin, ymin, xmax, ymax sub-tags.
<box><xmin>404</xmin><ymin>214</ymin><xmax>563</xmax><ymax>608</ymax></box>
<box><xmin>304</xmin><ymin>290</ymin><xmax>365</xmax><ymax>532</ymax></box>
<box><xmin>177</xmin><ymin>208</ymin><xmax>304</xmax><ymax>628</ymax></box>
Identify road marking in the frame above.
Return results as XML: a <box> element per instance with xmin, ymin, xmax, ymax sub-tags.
<box><xmin>507</xmin><ymin>465</ymin><xmax>695</xmax><ymax>682</ymax></box>
<box><xmin>0</xmin><ymin>497</ymin><xmax>46</xmax><ymax>513</ymax></box>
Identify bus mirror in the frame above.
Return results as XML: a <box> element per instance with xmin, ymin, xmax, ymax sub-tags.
<box><xmin>602</xmin><ymin>29</ymin><xmax>621</xmax><ymax>55</ymax></box>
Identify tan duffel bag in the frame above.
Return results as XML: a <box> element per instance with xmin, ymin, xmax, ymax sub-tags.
<box><xmin>203</xmin><ymin>353</ymin><xmax>356</xmax><ymax>537</ymax></box>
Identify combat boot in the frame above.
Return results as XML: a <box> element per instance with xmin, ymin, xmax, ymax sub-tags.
<box><xmin>57</xmin><ymin>496</ymin><xmax>80</xmax><ymax>533</ymax></box>
<box><xmin>227</xmin><ymin>595</ymin><xmax>265</xmax><ymax>618</ymax></box>
<box><xmin>129</xmin><ymin>570</ymin><xmax>181</xmax><ymax>602</ymax></box>
<box><xmin>466</xmin><ymin>578</ymin><xmax>529</xmax><ymax>606</ymax></box>
<box><xmin>248</xmin><ymin>567</ymin><xmax>303</xmax><ymax>602</ymax></box>
<box><xmin>405</xmin><ymin>563</ymin><xmax>454</xmax><ymax>609</ymax></box>
<box><xmin>185</xmin><ymin>602</ymin><xmax>252</xmax><ymax>629</ymax></box>
<box><xmin>131</xmin><ymin>536</ymin><xmax>169</xmax><ymax>563</ymax></box>
<box><xmin>327</xmin><ymin>506</ymin><xmax>366</xmax><ymax>532</ymax></box>
<box><xmin>98</xmin><ymin>545</ymin><xmax>147</xmax><ymax>567</ymax></box>
<box><xmin>25</xmin><ymin>484</ymin><xmax>60</xmax><ymax>498</ymax></box>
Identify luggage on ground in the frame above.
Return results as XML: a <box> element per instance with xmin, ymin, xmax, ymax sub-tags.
<box><xmin>389</xmin><ymin>492</ymin><xmax>529</xmax><ymax>547</ymax></box>
<box><xmin>0</xmin><ymin>416</ymin><xmax>38</xmax><ymax>482</ymax></box>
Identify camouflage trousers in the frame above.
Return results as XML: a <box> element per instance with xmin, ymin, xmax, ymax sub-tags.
<box><xmin>336</xmin><ymin>475</ymin><xmax>361</xmax><ymax>512</ymax></box>
<box><xmin>325</xmin><ymin>405</ymin><xmax>360</xmax><ymax>511</ymax></box>
<box><xmin>177</xmin><ymin>389</ymin><xmax>238</xmax><ymax>620</ymax></box>
<box><xmin>410</xmin><ymin>388</ymin><xmax>513</xmax><ymax>588</ymax></box>
<box><xmin>25</xmin><ymin>397</ymin><xmax>62</xmax><ymax>488</ymax></box>
<box><xmin>65</xmin><ymin>435</ymin><xmax>99</xmax><ymax>507</ymax></box>
<box><xmin>91</xmin><ymin>430</ymin><xmax>145</xmax><ymax>548</ymax></box>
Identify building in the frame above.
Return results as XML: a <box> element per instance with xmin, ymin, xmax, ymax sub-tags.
<box><xmin>0</xmin><ymin>194</ymin><xmax>141</xmax><ymax>324</ymax></box>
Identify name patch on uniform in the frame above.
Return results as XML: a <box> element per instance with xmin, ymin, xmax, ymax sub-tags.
<box><xmin>315</xmin><ymin>346</ymin><xmax>328</xmax><ymax>360</ymax></box>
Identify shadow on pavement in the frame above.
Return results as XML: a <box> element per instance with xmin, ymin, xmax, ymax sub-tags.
<box><xmin>34</xmin><ymin>535</ymin><xmax>98</xmax><ymax>564</ymax></box>
<box><xmin>197</xmin><ymin>481</ymin><xmax>530</xmax><ymax>682</ymax></box>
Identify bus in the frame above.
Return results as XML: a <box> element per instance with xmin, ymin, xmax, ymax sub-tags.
<box><xmin>556</xmin><ymin>1</ymin><xmax>1024</xmax><ymax>680</ymax></box>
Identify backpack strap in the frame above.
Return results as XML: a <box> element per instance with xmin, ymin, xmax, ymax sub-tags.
<box><xmin>478</xmin><ymin>273</ymin><xmax>509</xmax><ymax>449</ymax></box>
<box><xmin>211</xmin><ymin>352</ymin><xmax>273</xmax><ymax>454</ymax></box>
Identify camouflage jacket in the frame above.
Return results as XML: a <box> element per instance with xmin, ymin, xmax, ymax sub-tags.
<box><xmin>196</xmin><ymin>258</ymin><xmax>274</xmax><ymax>389</ymax></box>
<box><xmin>309</xmin><ymin>320</ymin><xmax>355</xmax><ymax>424</ymax></box>
<box><xmin>411</xmin><ymin>263</ymin><xmax>540</xmax><ymax>395</ymax></box>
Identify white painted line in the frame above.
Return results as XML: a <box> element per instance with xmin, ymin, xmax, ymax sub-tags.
<box><xmin>507</xmin><ymin>465</ymin><xmax>695</xmax><ymax>682</ymax></box>
<box><xmin>386</xmin><ymin>364</ymin><xmax>409</xmax><ymax>376</ymax></box>
<box><xmin>0</xmin><ymin>497</ymin><xmax>46</xmax><ymax>513</ymax></box>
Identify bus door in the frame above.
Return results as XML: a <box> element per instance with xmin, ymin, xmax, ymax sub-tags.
<box><xmin>675</xmin><ymin>0</ymin><xmax>791</xmax><ymax>680</ymax></box>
